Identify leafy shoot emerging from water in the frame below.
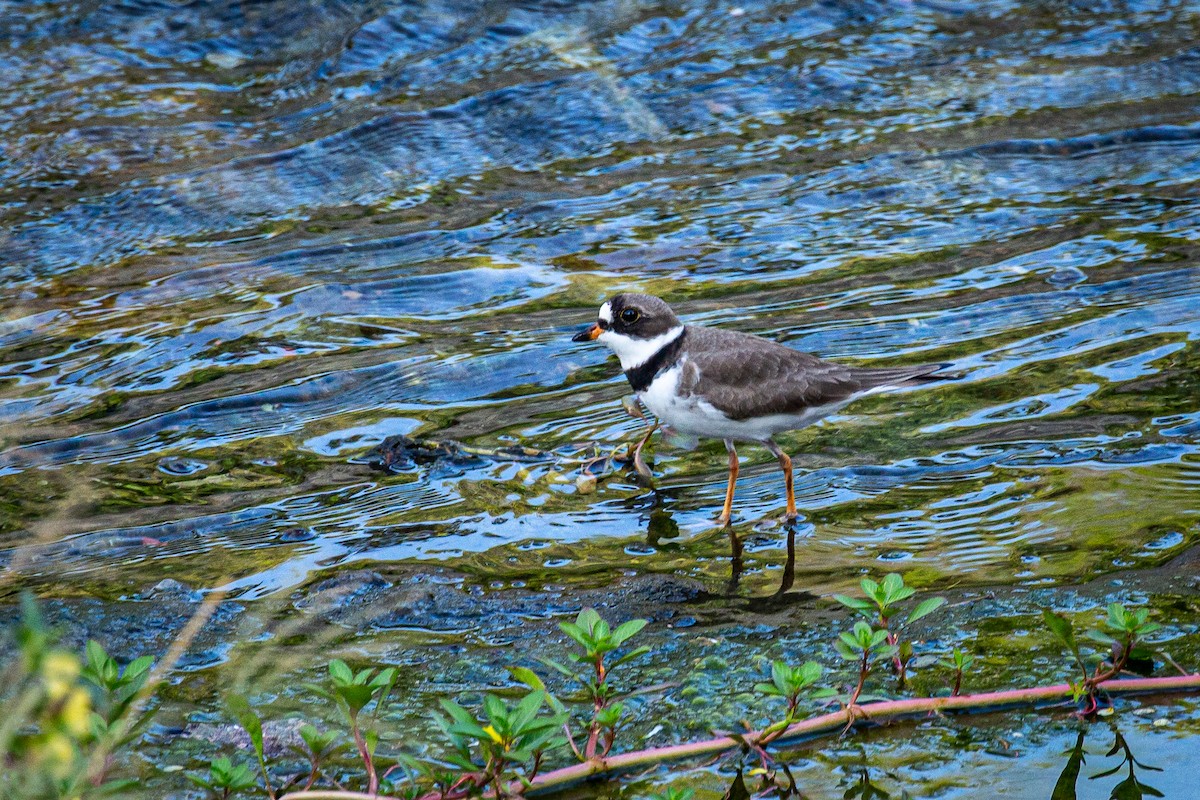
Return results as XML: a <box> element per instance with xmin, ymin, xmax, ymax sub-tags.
<box><xmin>306</xmin><ymin>659</ymin><xmax>397</xmax><ymax>794</ymax></box>
<box><xmin>834</xmin><ymin>573</ymin><xmax>945</xmax><ymax>688</ymax></box>
<box><xmin>754</xmin><ymin>660</ymin><xmax>824</xmax><ymax>744</ymax></box>
<box><xmin>937</xmin><ymin>648</ymin><xmax>975</xmax><ymax>697</ymax></box>
<box><xmin>835</xmin><ymin>621</ymin><xmax>898</xmax><ymax>711</ymax></box>
<box><xmin>436</xmin><ymin>690</ymin><xmax>568</xmax><ymax>797</ymax></box>
<box><xmin>291</xmin><ymin>723</ymin><xmax>343</xmax><ymax>793</ymax></box>
<box><xmin>536</xmin><ymin>608</ymin><xmax>649</xmax><ymax>760</ymax></box>
<box><xmin>187</xmin><ymin>756</ymin><xmax>257</xmax><ymax>799</ymax></box>
<box><xmin>1042</xmin><ymin>603</ymin><xmax>1163</xmax><ymax>714</ymax></box>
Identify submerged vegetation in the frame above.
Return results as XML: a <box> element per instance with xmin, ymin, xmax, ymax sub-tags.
<box><xmin>4</xmin><ymin>575</ymin><xmax>1197</xmax><ymax>800</ymax></box>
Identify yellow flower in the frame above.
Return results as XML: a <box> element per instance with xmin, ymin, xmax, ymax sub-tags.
<box><xmin>482</xmin><ymin>724</ymin><xmax>503</xmax><ymax>743</ymax></box>
<box><xmin>39</xmin><ymin>732</ymin><xmax>77</xmax><ymax>779</ymax></box>
<box><xmin>42</xmin><ymin>651</ymin><xmax>81</xmax><ymax>701</ymax></box>
<box><xmin>60</xmin><ymin>687</ymin><xmax>93</xmax><ymax>737</ymax></box>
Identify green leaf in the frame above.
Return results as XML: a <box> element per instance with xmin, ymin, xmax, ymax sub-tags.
<box><xmin>1106</xmin><ymin>603</ymin><xmax>1129</xmax><ymax>631</ymax></box>
<box><xmin>1042</xmin><ymin>609</ymin><xmax>1077</xmax><ymax>653</ymax></box>
<box><xmin>596</xmin><ymin>703</ymin><xmax>623</xmax><ymax>728</ymax></box>
<box><xmin>370</xmin><ymin>667</ymin><xmax>397</xmax><ymax>689</ymax></box>
<box><xmin>833</xmin><ymin>594</ymin><xmax>874</xmax><ymax>613</ymax></box>
<box><xmin>509</xmin><ymin>666</ymin><xmax>546</xmax><ymax>691</ymax></box>
<box><xmin>609</xmin><ymin>645</ymin><xmax>651</xmax><ymax>671</ymax></box>
<box><xmin>226</xmin><ymin>694</ymin><xmax>264</xmax><ymax>762</ymax></box>
<box><xmin>771</xmin><ymin>660</ymin><xmax>791</xmax><ymax>692</ymax></box>
<box><xmin>559</xmin><ymin>621</ymin><xmax>588</xmax><ymax>647</ymax></box>
<box><xmin>483</xmin><ymin>694</ymin><xmax>508</xmax><ymax>727</ymax></box>
<box><xmin>907</xmin><ymin>596</ymin><xmax>947</xmax><ymax>624</ymax></box>
<box><xmin>365</xmin><ymin>728</ymin><xmax>378</xmax><ymax>758</ymax></box>
<box><xmin>536</xmin><ymin>657</ymin><xmax>578</xmax><ymax>679</ymax></box>
<box><xmin>85</xmin><ymin>641</ymin><xmax>109</xmax><ymax>680</ymax></box>
<box><xmin>1084</xmin><ymin>629</ymin><xmax>1118</xmax><ymax>645</ymax></box>
<box><xmin>611</xmin><ymin>619</ymin><xmax>647</xmax><ymax>646</ymax></box>
<box><xmin>328</xmin><ymin>659</ymin><xmax>353</xmax><ymax>686</ymax></box>
<box><xmin>881</xmin><ymin>573</ymin><xmax>904</xmax><ymax>596</ymax></box>
<box><xmin>576</xmin><ymin>608</ymin><xmax>602</xmax><ymax>633</ymax></box>
<box><xmin>834</xmin><ymin>640</ymin><xmax>860</xmax><ymax>661</ymax></box>
<box><xmin>299</xmin><ymin>723</ymin><xmax>337</xmax><ymax>756</ymax></box>
<box><xmin>754</xmin><ymin>682</ymin><xmax>783</xmax><ymax>696</ymax></box>
<box><xmin>336</xmin><ymin>683</ymin><xmax>375</xmax><ymax>714</ymax></box>
<box><xmin>510</xmin><ymin>691</ymin><xmax>545</xmax><ymax>733</ymax></box>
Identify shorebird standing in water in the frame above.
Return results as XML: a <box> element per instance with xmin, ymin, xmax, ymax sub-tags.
<box><xmin>572</xmin><ymin>293</ymin><xmax>948</xmax><ymax>526</ymax></box>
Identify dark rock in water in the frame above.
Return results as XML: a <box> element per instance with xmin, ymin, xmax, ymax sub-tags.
<box><xmin>293</xmin><ymin>570</ymin><xmax>393</xmax><ymax>618</ymax></box>
<box><xmin>364</xmin><ymin>435</ymin><xmax>486</xmax><ymax>473</ymax></box>
<box><xmin>362</xmin><ymin>435</ymin><xmax>550</xmax><ymax>474</ymax></box>
<box><xmin>278</xmin><ymin>527</ymin><xmax>317</xmax><ymax>543</ymax></box>
<box><xmin>291</xmin><ymin>567</ymin><xmax>708</xmax><ymax>640</ymax></box>
<box><xmin>138</xmin><ymin>578</ymin><xmax>203</xmax><ymax>602</ymax></box>
<box><xmin>18</xmin><ymin>595</ymin><xmax>244</xmax><ymax>667</ymax></box>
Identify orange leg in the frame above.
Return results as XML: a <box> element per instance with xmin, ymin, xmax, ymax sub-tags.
<box><xmin>717</xmin><ymin>439</ymin><xmax>738</xmax><ymax>527</ymax></box>
<box><xmin>764</xmin><ymin>439</ymin><xmax>797</xmax><ymax>522</ymax></box>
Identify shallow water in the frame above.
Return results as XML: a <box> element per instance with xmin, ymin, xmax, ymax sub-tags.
<box><xmin>2</xmin><ymin>0</ymin><xmax>1200</xmax><ymax>795</ymax></box>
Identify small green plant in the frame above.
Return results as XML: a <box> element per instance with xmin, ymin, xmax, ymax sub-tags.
<box><xmin>835</xmin><ymin>621</ymin><xmax>898</xmax><ymax>708</ymax></box>
<box><xmin>0</xmin><ymin>597</ymin><xmax>158</xmax><ymax>800</ymax></box>
<box><xmin>534</xmin><ymin>608</ymin><xmax>648</xmax><ymax>760</ymax></box>
<box><xmin>306</xmin><ymin>658</ymin><xmax>398</xmax><ymax>794</ymax></box>
<box><xmin>186</xmin><ymin>756</ymin><xmax>258</xmax><ymax>799</ymax></box>
<box><xmin>289</xmin><ymin>723</ymin><xmax>343</xmax><ymax>792</ymax></box>
<box><xmin>1043</xmin><ymin>602</ymin><xmax>1163</xmax><ymax>714</ymax></box>
<box><xmin>834</xmin><ymin>573</ymin><xmax>945</xmax><ymax>688</ymax></box>
<box><xmin>937</xmin><ymin>647</ymin><xmax>975</xmax><ymax>696</ymax></box>
<box><xmin>754</xmin><ymin>660</ymin><xmax>825</xmax><ymax>743</ymax></box>
<box><xmin>436</xmin><ymin>690</ymin><xmax>568</xmax><ymax>797</ymax></box>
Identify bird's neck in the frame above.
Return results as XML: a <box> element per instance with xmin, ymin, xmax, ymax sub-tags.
<box><xmin>624</xmin><ymin>327</ymin><xmax>687</xmax><ymax>393</ymax></box>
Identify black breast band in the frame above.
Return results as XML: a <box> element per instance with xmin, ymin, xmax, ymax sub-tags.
<box><xmin>625</xmin><ymin>328</ymin><xmax>687</xmax><ymax>393</ymax></box>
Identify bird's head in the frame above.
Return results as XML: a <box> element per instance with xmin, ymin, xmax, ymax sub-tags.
<box><xmin>571</xmin><ymin>293</ymin><xmax>684</xmax><ymax>370</ymax></box>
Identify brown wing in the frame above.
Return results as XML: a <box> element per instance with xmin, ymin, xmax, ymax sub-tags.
<box><xmin>678</xmin><ymin>326</ymin><xmax>944</xmax><ymax>421</ymax></box>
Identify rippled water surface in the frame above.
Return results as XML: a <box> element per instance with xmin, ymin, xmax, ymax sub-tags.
<box><xmin>2</xmin><ymin>0</ymin><xmax>1200</xmax><ymax>795</ymax></box>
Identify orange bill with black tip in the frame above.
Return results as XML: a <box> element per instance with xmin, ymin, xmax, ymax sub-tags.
<box><xmin>571</xmin><ymin>323</ymin><xmax>602</xmax><ymax>342</ymax></box>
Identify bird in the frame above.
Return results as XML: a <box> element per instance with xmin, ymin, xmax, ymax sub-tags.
<box><xmin>571</xmin><ymin>293</ymin><xmax>948</xmax><ymax>526</ymax></box>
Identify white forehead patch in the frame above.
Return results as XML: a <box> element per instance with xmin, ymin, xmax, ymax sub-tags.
<box><xmin>598</xmin><ymin>301</ymin><xmax>613</xmax><ymax>323</ymax></box>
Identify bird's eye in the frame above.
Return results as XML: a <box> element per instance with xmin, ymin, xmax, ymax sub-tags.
<box><xmin>620</xmin><ymin>308</ymin><xmax>640</xmax><ymax>324</ymax></box>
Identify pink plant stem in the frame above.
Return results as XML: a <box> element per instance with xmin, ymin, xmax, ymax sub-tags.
<box><xmin>279</xmin><ymin>674</ymin><xmax>1200</xmax><ymax>800</ymax></box>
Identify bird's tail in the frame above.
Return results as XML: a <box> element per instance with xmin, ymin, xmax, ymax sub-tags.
<box><xmin>851</xmin><ymin>363</ymin><xmax>956</xmax><ymax>391</ymax></box>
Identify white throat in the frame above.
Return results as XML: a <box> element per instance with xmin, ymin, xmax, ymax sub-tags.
<box><xmin>598</xmin><ymin>325</ymin><xmax>685</xmax><ymax>372</ymax></box>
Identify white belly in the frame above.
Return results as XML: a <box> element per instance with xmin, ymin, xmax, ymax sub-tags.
<box><xmin>638</xmin><ymin>366</ymin><xmax>847</xmax><ymax>443</ymax></box>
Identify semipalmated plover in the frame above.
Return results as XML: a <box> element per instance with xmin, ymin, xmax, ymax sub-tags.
<box><xmin>572</xmin><ymin>293</ymin><xmax>947</xmax><ymax>526</ymax></box>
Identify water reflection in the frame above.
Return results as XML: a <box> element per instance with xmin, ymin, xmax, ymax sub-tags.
<box><xmin>1055</xmin><ymin>723</ymin><xmax>1165</xmax><ymax>800</ymax></box>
